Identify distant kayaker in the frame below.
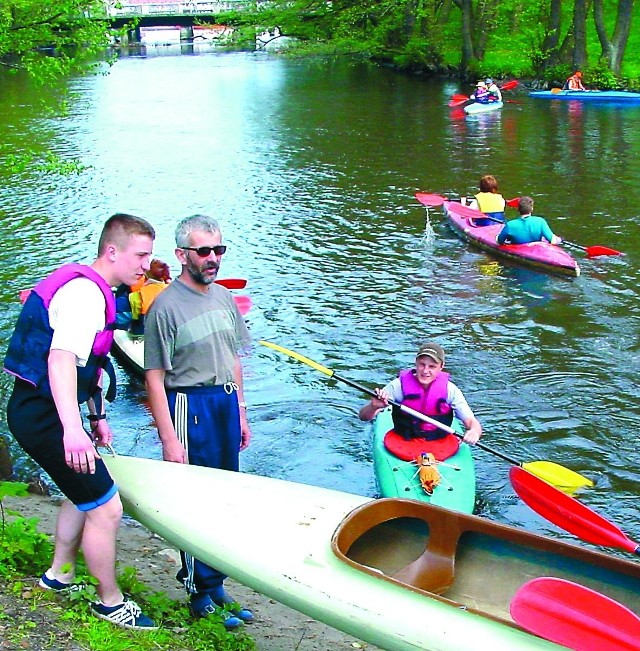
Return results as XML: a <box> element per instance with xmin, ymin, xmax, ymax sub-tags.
<box><xmin>565</xmin><ymin>71</ymin><xmax>586</xmax><ymax>91</ymax></box>
<box><xmin>466</xmin><ymin>174</ymin><xmax>506</xmax><ymax>226</ymax></box>
<box><xmin>358</xmin><ymin>342</ymin><xmax>482</xmax><ymax>445</ymax></box>
<box><xmin>497</xmin><ymin>196</ymin><xmax>562</xmax><ymax>246</ymax></box>
<box><xmin>144</xmin><ymin>214</ymin><xmax>254</xmax><ymax>630</ymax></box>
<box><xmin>485</xmin><ymin>78</ymin><xmax>502</xmax><ymax>101</ymax></box>
<box><xmin>470</xmin><ymin>80</ymin><xmax>490</xmax><ymax>104</ymax></box>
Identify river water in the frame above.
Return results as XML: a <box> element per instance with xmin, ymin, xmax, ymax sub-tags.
<box><xmin>0</xmin><ymin>44</ymin><xmax>638</xmax><ymax>547</ymax></box>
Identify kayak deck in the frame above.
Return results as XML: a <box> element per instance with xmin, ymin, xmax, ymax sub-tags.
<box><xmin>111</xmin><ymin>330</ymin><xmax>144</xmax><ymax>377</ymax></box>
<box><xmin>443</xmin><ymin>201</ymin><xmax>580</xmax><ymax>278</ymax></box>
<box><xmin>372</xmin><ymin>408</ymin><xmax>476</xmax><ymax>513</ymax></box>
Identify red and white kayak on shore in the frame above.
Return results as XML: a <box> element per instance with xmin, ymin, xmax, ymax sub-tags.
<box><xmin>441</xmin><ymin>201</ymin><xmax>580</xmax><ymax>278</ymax></box>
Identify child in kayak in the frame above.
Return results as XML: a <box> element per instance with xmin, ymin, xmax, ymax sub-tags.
<box><xmin>359</xmin><ymin>342</ymin><xmax>482</xmax><ymax>447</ymax></box>
<box><xmin>466</xmin><ymin>174</ymin><xmax>506</xmax><ymax>226</ymax></box>
<box><xmin>469</xmin><ymin>80</ymin><xmax>490</xmax><ymax>104</ymax></box>
<box><xmin>496</xmin><ymin>196</ymin><xmax>562</xmax><ymax>246</ymax></box>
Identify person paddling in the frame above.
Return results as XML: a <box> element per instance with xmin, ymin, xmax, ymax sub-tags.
<box><xmin>497</xmin><ymin>196</ymin><xmax>562</xmax><ymax>246</ymax></box>
<box><xmin>565</xmin><ymin>71</ymin><xmax>586</xmax><ymax>91</ymax></box>
<box><xmin>359</xmin><ymin>342</ymin><xmax>482</xmax><ymax>447</ymax></box>
<box><xmin>485</xmin><ymin>78</ymin><xmax>502</xmax><ymax>102</ymax></box>
<box><xmin>469</xmin><ymin>80</ymin><xmax>490</xmax><ymax>104</ymax></box>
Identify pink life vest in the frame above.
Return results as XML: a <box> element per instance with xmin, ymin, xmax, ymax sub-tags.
<box><xmin>398</xmin><ymin>369</ymin><xmax>453</xmax><ymax>437</ymax></box>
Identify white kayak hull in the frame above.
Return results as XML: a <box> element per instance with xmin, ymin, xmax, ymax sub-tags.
<box><xmin>464</xmin><ymin>100</ymin><xmax>503</xmax><ymax>114</ymax></box>
<box><xmin>104</xmin><ymin>455</ymin><xmax>566</xmax><ymax>650</ymax></box>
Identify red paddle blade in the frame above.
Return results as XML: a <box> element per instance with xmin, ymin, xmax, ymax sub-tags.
<box><xmin>511</xmin><ymin>577</ymin><xmax>640</xmax><ymax>651</ymax></box>
<box><xmin>585</xmin><ymin>245</ymin><xmax>624</xmax><ymax>258</ymax></box>
<box><xmin>214</xmin><ymin>278</ymin><xmax>248</xmax><ymax>289</ymax></box>
<box><xmin>510</xmin><ymin>467</ymin><xmax>640</xmax><ymax>554</ymax></box>
<box><xmin>506</xmin><ymin>197</ymin><xmax>520</xmax><ymax>208</ymax></box>
<box><xmin>448</xmin><ymin>98</ymin><xmax>469</xmax><ymax>107</ymax></box>
<box><xmin>450</xmin><ymin>94</ymin><xmax>469</xmax><ymax>102</ymax></box>
<box><xmin>233</xmin><ymin>294</ymin><xmax>252</xmax><ymax>315</ymax></box>
<box><xmin>500</xmin><ymin>80</ymin><xmax>519</xmax><ymax>91</ymax></box>
<box><xmin>415</xmin><ymin>192</ymin><xmax>446</xmax><ymax>207</ymax></box>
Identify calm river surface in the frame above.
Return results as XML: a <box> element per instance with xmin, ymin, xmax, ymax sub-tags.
<box><xmin>0</xmin><ymin>45</ymin><xmax>638</xmax><ymax>547</ymax></box>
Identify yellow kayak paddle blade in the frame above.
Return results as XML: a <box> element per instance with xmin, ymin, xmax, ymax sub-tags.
<box><xmin>522</xmin><ymin>461</ymin><xmax>594</xmax><ymax>494</ymax></box>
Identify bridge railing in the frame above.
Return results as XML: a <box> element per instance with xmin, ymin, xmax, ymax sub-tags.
<box><xmin>107</xmin><ymin>0</ymin><xmax>248</xmax><ymax>16</ymax></box>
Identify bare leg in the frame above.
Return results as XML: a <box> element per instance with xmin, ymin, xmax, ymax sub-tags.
<box><xmin>49</xmin><ymin>499</ymin><xmax>85</xmax><ymax>582</ymax></box>
<box><xmin>81</xmin><ymin>493</ymin><xmax>124</xmax><ymax>606</ymax></box>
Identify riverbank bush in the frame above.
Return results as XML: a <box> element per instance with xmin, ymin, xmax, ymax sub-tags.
<box><xmin>0</xmin><ymin>482</ymin><xmax>256</xmax><ymax>651</ymax></box>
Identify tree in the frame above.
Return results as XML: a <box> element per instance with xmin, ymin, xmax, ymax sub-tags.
<box><xmin>0</xmin><ymin>0</ymin><xmax>116</xmax><ymax>83</ymax></box>
<box><xmin>571</xmin><ymin>0</ymin><xmax>588</xmax><ymax>70</ymax></box>
<box><xmin>593</xmin><ymin>0</ymin><xmax>634</xmax><ymax>75</ymax></box>
<box><xmin>450</xmin><ymin>0</ymin><xmax>501</xmax><ymax>72</ymax></box>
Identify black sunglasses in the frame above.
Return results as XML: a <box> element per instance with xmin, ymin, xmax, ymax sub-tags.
<box><xmin>181</xmin><ymin>245</ymin><xmax>227</xmax><ymax>257</ymax></box>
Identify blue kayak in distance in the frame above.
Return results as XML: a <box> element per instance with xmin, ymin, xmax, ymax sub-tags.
<box><xmin>464</xmin><ymin>100</ymin><xmax>503</xmax><ymax>114</ymax></box>
<box><xmin>529</xmin><ymin>89</ymin><xmax>640</xmax><ymax>103</ymax></box>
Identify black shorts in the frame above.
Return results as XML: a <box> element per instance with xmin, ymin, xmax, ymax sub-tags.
<box><xmin>6</xmin><ymin>380</ymin><xmax>116</xmax><ymax>511</ymax></box>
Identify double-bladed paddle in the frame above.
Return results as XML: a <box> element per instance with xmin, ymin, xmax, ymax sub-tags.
<box><xmin>415</xmin><ymin>192</ymin><xmax>520</xmax><ymax>210</ymax></box>
<box><xmin>259</xmin><ymin>340</ymin><xmax>593</xmax><ymax>492</ymax></box>
<box><xmin>448</xmin><ymin>80</ymin><xmax>520</xmax><ymax>107</ymax></box>
<box><xmin>415</xmin><ymin>193</ymin><xmax>624</xmax><ymax>257</ymax></box>
<box><xmin>511</xmin><ymin>577</ymin><xmax>640</xmax><ymax>651</ymax></box>
<box><xmin>510</xmin><ymin>466</ymin><xmax>639</xmax><ymax>555</ymax></box>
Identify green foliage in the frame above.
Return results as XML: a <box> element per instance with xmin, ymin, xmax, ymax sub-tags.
<box><xmin>0</xmin><ymin>483</ymin><xmax>53</xmax><ymax>577</ymax></box>
<box><xmin>0</xmin><ymin>486</ymin><xmax>255</xmax><ymax>651</ymax></box>
<box><xmin>0</xmin><ymin>0</ymin><xmax>117</xmax><ymax>83</ymax></box>
<box><xmin>36</xmin><ymin>152</ymin><xmax>92</xmax><ymax>175</ymax></box>
<box><xmin>584</xmin><ymin>60</ymin><xmax>621</xmax><ymax>90</ymax></box>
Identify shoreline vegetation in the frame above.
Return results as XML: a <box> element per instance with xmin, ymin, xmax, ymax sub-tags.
<box><xmin>0</xmin><ymin>485</ymin><xmax>373</xmax><ymax>651</ymax></box>
<box><xmin>1</xmin><ymin>1</ymin><xmax>639</xmax><ymax>89</ymax></box>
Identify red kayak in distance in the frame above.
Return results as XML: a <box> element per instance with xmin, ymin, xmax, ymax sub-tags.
<box><xmin>441</xmin><ymin>201</ymin><xmax>580</xmax><ymax>278</ymax></box>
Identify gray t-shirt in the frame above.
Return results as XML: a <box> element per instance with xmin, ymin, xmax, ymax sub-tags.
<box><xmin>144</xmin><ymin>278</ymin><xmax>251</xmax><ymax>390</ymax></box>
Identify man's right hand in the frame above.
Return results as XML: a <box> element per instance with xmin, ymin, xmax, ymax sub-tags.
<box><xmin>162</xmin><ymin>437</ymin><xmax>187</xmax><ymax>464</ymax></box>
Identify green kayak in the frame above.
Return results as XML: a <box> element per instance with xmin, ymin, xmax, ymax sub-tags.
<box><xmin>372</xmin><ymin>407</ymin><xmax>476</xmax><ymax>513</ymax></box>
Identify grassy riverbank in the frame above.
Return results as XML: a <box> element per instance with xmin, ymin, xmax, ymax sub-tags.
<box><xmin>0</xmin><ymin>486</ymin><xmax>371</xmax><ymax>651</ymax></box>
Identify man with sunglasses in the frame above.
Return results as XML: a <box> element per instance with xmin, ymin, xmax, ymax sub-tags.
<box><xmin>143</xmin><ymin>214</ymin><xmax>253</xmax><ymax>630</ymax></box>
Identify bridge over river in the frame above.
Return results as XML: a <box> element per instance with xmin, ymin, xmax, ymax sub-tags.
<box><xmin>107</xmin><ymin>0</ymin><xmax>249</xmax><ymax>41</ymax></box>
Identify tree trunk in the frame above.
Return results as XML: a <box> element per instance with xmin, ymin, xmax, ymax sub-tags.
<box><xmin>593</xmin><ymin>0</ymin><xmax>634</xmax><ymax>75</ymax></box>
<box><xmin>542</xmin><ymin>0</ymin><xmax>562</xmax><ymax>53</ymax></box>
<box><xmin>0</xmin><ymin>437</ymin><xmax>14</xmax><ymax>481</ymax></box>
<box><xmin>452</xmin><ymin>0</ymin><xmax>475</xmax><ymax>71</ymax></box>
<box><xmin>572</xmin><ymin>0</ymin><xmax>589</xmax><ymax>69</ymax></box>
